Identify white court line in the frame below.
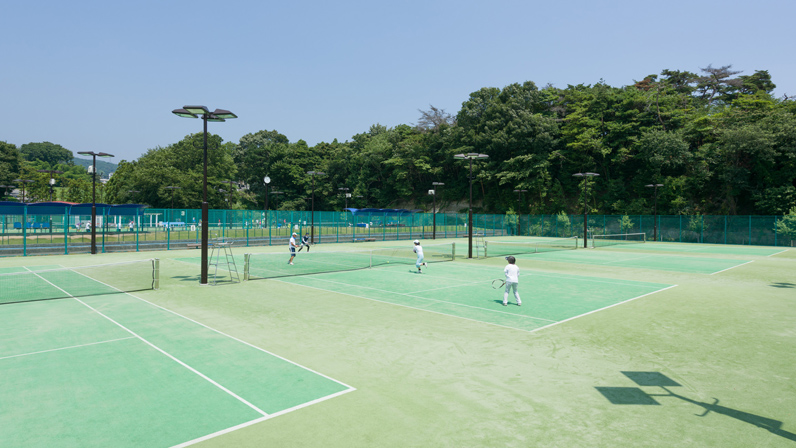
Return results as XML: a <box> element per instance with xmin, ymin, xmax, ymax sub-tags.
<box><xmin>709</xmin><ymin>260</ymin><xmax>755</xmax><ymax>275</ymax></box>
<box><xmin>173</xmin><ymin>388</ymin><xmax>354</xmax><ymax>448</ymax></box>
<box><xmin>25</xmin><ymin>268</ymin><xmax>269</xmax><ymax>417</ymax></box>
<box><xmin>767</xmin><ymin>249</ymin><xmax>789</xmax><ymax>257</ymax></box>
<box><xmin>527</xmin><ymin>285</ymin><xmax>679</xmax><ymax>334</ymax></box>
<box><xmin>301</xmin><ymin>276</ymin><xmax>558</xmax><ymax>324</ymax></box>
<box><xmin>0</xmin><ymin>337</ymin><xmax>135</xmax><ymax>361</ymax></box>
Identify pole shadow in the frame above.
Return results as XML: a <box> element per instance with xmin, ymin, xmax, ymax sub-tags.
<box><xmin>596</xmin><ymin>371</ymin><xmax>796</xmax><ymax>442</ymax></box>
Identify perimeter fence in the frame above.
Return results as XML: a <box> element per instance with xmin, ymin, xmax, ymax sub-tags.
<box><xmin>518</xmin><ymin>214</ymin><xmax>794</xmax><ymax>247</ymax></box>
<box><xmin>1</xmin><ymin>205</ymin><xmax>792</xmax><ymax>257</ymax></box>
<box><xmin>0</xmin><ymin>207</ymin><xmax>506</xmax><ymax>257</ymax></box>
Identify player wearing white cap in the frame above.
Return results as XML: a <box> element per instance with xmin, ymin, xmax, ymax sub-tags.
<box><xmin>413</xmin><ymin>240</ymin><xmax>427</xmax><ymax>273</ymax></box>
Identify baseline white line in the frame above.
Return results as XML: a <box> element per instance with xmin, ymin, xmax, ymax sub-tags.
<box><xmin>26</xmin><ymin>269</ymin><xmax>269</xmax><ymax>417</ymax></box>
<box><xmin>709</xmin><ymin>260</ymin><xmax>755</xmax><ymax>275</ymax></box>
<box><xmin>767</xmin><ymin>249</ymin><xmax>789</xmax><ymax>257</ymax></box>
<box><xmin>302</xmin><ymin>276</ymin><xmax>558</xmax><ymax>323</ymax></box>
<box><xmin>527</xmin><ymin>285</ymin><xmax>679</xmax><ymax>334</ymax></box>
<box><xmin>275</xmin><ymin>279</ymin><xmax>547</xmax><ymax>333</ymax></box>
<box><xmin>0</xmin><ymin>337</ymin><xmax>135</xmax><ymax>361</ymax></box>
<box><xmin>172</xmin><ymin>388</ymin><xmax>354</xmax><ymax>448</ymax></box>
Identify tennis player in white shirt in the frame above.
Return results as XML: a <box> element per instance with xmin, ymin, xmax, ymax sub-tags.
<box><xmin>288</xmin><ymin>232</ymin><xmax>299</xmax><ymax>265</ymax></box>
<box><xmin>413</xmin><ymin>240</ymin><xmax>427</xmax><ymax>273</ymax></box>
<box><xmin>503</xmin><ymin>255</ymin><xmax>521</xmax><ymax>306</ymax></box>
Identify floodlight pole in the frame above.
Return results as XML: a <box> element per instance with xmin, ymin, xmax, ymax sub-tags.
<box><xmin>12</xmin><ymin>179</ymin><xmax>34</xmax><ymax>203</ymax></box>
<box><xmin>172</xmin><ymin>105</ymin><xmax>237</xmax><ymax>285</ymax></box>
<box><xmin>645</xmin><ymin>183</ymin><xmax>664</xmax><ymax>242</ymax></box>
<box><xmin>431</xmin><ymin>182</ymin><xmax>444</xmax><ymax>239</ymax></box>
<box><xmin>454</xmin><ymin>153</ymin><xmax>489</xmax><ymax>258</ymax></box>
<box><xmin>270</xmin><ymin>190</ymin><xmax>282</xmax><ymax>211</ymax></box>
<box><xmin>572</xmin><ymin>172</ymin><xmax>599</xmax><ymax>248</ymax></box>
<box><xmin>307</xmin><ymin>171</ymin><xmax>325</xmax><ymax>243</ymax></box>
<box><xmin>76</xmin><ymin>151</ymin><xmax>114</xmax><ymax>254</ymax></box>
<box><xmin>38</xmin><ymin>169</ymin><xmax>63</xmax><ymax>201</ymax></box>
<box><xmin>513</xmin><ymin>189</ymin><xmax>527</xmax><ymax>236</ymax></box>
<box><xmin>339</xmin><ymin>187</ymin><xmax>350</xmax><ymax>209</ymax></box>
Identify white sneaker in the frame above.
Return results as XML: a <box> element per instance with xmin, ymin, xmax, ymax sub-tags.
<box><xmin>289</xmin><ymin>262</ymin><xmax>294</xmax><ymax>265</ymax></box>
<box><xmin>517</xmin><ymin>302</ymin><xmax>522</xmax><ymax>306</ymax></box>
<box><xmin>502</xmin><ymin>302</ymin><xmax>508</xmax><ymax>306</ymax></box>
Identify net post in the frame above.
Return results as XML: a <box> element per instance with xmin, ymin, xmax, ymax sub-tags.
<box><xmin>153</xmin><ymin>258</ymin><xmax>160</xmax><ymax>290</ymax></box>
<box><xmin>243</xmin><ymin>253</ymin><xmax>250</xmax><ymax>281</ymax></box>
<box><xmin>451</xmin><ymin>242</ymin><xmax>456</xmax><ymax>260</ymax></box>
<box><xmin>483</xmin><ymin>240</ymin><xmax>488</xmax><ymax>258</ymax></box>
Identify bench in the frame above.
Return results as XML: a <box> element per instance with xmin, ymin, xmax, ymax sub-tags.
<box><xmin>353</xmin><ymin>237</ymin><xmax>377</xmax><ymax>242</ymax></box>
<box><xmin>187</xmin><ymin>243</ymin><xmax>201</xmax><ymax>249</ymax></box>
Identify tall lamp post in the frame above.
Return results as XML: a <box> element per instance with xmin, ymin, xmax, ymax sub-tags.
<box><xmin>12</xmin><ymin>179</ymin><xmax>34</xmax><ymax>202</ymax></box>
<box><xmin>127</xmin><ymin>189</ymin><xmax>140</xmax><ymax>203</ymax></box>
<box><xmin>572</xmin><ymin>172</ymin><xmax>599</xmax><ymax>248</ymax></box>
<box><xmin>454</xmin><ymin>153</ymin><xmax>489</xmax><ymax>258</ymax></box>
<box><xmin>76</xmin><ymin>151</ymin><xmax>114</xmax><ymax>254</ymax></box>
<box><xmin>172</xmin><ymin>105</ymin><xmax>237</xmax><ymax>285</ymax></box>
<box><xmin>37</xmin><ymin>169</ymin><xmax>63</xmax><ymax>201</ymax></box>
<box><xmin>645</xmin><ymin>183</ymin><xmax>664</xmax><ymax>242</ymax></box>
<box><xmin>430</xmin><ymin>182</ymin><xmax>444</xmax><ymax>239</ymax></box>
<box><xmin>513</xmin><ymin>189</ymin><xmax>527</xmax><ymax>236</ymax></box>
<box><xmin>0</xmin><ymin>185</ymin><xmax>14</xmax><ymax>200</ymax></box>
<box><xmin>164</xmin><ymin>186</ymin><xmax>180</xmax><ymax>209</ymax></box>
<box><xmin>307</xmin><ymin>171</ymin><xmax>325</xmax><ymax>243</ymax></box>
<box><xmin>270</xmin><ymin>190</ymin><xmax>283</xmax><ymax>211</ymax></box>
<box><xmin>221</xmin><ymin>181</ymin><xmax>237</xmax><ymax>208</ymax></box>
<box><xmin>338</xmin><ymin>187</ymin><xmax>350</xmax><ymax>209</ymax></box>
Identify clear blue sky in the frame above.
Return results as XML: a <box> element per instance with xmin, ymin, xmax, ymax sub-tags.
<box><xmin>2</xmin><ymin>0</ymin><xmax>794</xmax><ymax>163</ymax></box>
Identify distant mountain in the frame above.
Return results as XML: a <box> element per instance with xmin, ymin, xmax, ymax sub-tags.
<box><xmin>72</xmin><ymin>157</ymin><xmax>118</xmax><ymax>178</ymax></box>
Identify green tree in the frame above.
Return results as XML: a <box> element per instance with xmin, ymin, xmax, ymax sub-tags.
<box><xmin>0</xmin><ymin>141</ymin><xmax>23</xmax><ymax>186</ymax></box>
<box><xmin>19</xmin><ymin>142</ymin><xmax>73</xmax><ymax>165</ymax></box>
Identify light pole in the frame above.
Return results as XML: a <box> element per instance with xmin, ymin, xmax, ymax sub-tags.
<box><xmin>164</xmin><ymin>186</ymin><xmax>180</xmax><ymax>209</ymax></box>
<box><xmin>76</xmin><ymin>151</ymin><xmax>114</xmax><ymax>254</ymax></box>
<box><xmin>270</xmin><ymin>190</ymin><xmax>283</xmax><ymax>211</ymax></box>
<box><xmin>0</xmin><ymin>185</ymin><xmax>13</xmax><ymax>200</ymax></box>
<box><xmin>454</xmin><ymin>153</ymin><xmax>489</xmax><ymax>258</ymax></box>
<box><xmin>128</xmin><ymin>189</ymin><xmax>140</xmax><ymax>203</ymax></box>
<box><xmin>221</xmin><ymin>181</ymin><xmax>237</xmax><ymax>208</ymax></box>
<box><xmin>12</xmin><ymin>179</ymin><xmax>34</xmax><ymax>202</ymax></box>
<box><xmin>430</xmin><ymin>182</ymin><xmax>444</xmax><ymax>239</ymax></box>
<box><xmin>172</xmin><ymin>105</ymin><xmax>237</xmax><ymax>285</ymax></box>
<box><xmin>572</xmin><ymin>172</ymin><xmax>599</xmax><ymax>248</ymax></box>
<box><xmin>645</xmin><ymin>183</ymin><xmax>664</xmax><ymax>242</ymax></box>
<box><xmin>307</xmin><ymin>171</ymin><xmax>325</xmax><ymax>243</ymax></box>
<box><xmin>38</xmin><ymin>169</ymin><xmax>63</xmax><ymax>201</ymax></box>
<box><xmin>338</xmin><ymin>187</ymin><xmax>350</xmax><ymax>209</ymax></box>
<box><xmin>513</xmin><ymin>189</ymin><xmax>527</xmax><ymax>236</ymax></box>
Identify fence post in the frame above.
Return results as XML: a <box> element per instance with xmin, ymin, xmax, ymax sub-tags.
<box><xmin>748</xmin><ymin>215</ymin><xmax>752</xmax><ymax>246</ymax></box>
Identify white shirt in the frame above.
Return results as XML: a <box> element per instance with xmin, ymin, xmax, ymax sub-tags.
<box><xmin>413</xmin><ymin>245</ymin><xmax>424</xmax><ymax>259</ymax></box>
<box><xmin>504</xmin><ymin>264</ymin><xmax>520</xmax><ymax>283</ymax></box>
<box><xmin>289</xmin><ymin>236</ymin><xmax>297</xmax><ymax>248</ymax></box>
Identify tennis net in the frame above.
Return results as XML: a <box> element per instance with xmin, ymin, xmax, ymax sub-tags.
<box><xmin>244</xmin><ymin>243</ymin><xmax>455</xmax><ymax>280</ymax></box>
<box><xmin>591</xmin><ymin>233</ymin><xmax>646</xmax><ymax>248</ymax></box>
<box><xmin>484</xmin><ymin>237</ymin><xmax>578</xmax><ymax>258</ymax></box>
<box><xmin>0</xmin><ymin>259</ymin><xmax>159</xmax><ymax>306</ymax></box>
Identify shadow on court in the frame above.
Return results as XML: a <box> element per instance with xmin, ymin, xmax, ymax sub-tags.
<box><xmin>596</xmin><ymin>371</ymin><xmax>796</xmax><ymax>443</ymax></box>
<box><xmin>770</xmin><ymin>282</ymin><xmax>795</xmax><ymax>289</ymax></box>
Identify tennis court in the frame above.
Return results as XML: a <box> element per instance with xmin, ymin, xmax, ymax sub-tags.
<box><xmin>1</xmin><ymin>239</ymin><xmax>794</xmax><ymax>448</ymax></box>
<box><xmin>0</xmin><ymin>263</ymin><xmax>353</xmax><ymax>448</ymax></box>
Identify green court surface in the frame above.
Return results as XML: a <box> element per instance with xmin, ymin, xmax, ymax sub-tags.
<box><xmin>1</xmin><ymin>239</ymin><xmax>794</xmax><ymax>447</ymax></box>
<box><xmin>0</xmin><ymin>268</ymin><xmax>352</xmax><ymax>448</ymax></box>
<box><xmin>277</xmin><ymin>262</ymin><xmax>674</xmax><ymax>332</ymax></box>
<box><xmin>512</xmin><ymin>248</ymin><xmax>753</xmax><ymax>274</ymax></box>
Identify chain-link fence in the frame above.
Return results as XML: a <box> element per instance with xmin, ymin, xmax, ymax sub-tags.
<box><xmin>0</xmin><ymin>206</ymin><xmax>508</xmax><ymax>257</ymax></box>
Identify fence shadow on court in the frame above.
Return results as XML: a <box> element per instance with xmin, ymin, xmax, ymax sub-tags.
<box><xmin>595</xmin><ymin>371</ymin><xmax>796</xmax><ymax>442</ymax></box>
<box><xmin>770</xmin><ymin>282</ymin><xmax>795</xmax><ymax>289</ymax></box>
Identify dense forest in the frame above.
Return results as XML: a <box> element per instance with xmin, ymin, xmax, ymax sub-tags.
<box><xmin>2</xmin><ymin>65</ymin><xmax>795</xmax><ymax>216</ymax></box>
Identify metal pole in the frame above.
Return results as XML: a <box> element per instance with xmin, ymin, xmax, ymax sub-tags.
<box><xmin>468</xmin><ymin>158</ymin><xmax>473</xmax><ymax>258</ymax></box>
<box><xmin>432</xmin><ymin>191</ymin><xmax>437</xmax><ymax>240</ymax></box>
<box><xmin>201</xmin><ymin>116</ymin><xmax>209</xmax><ymax>284</ymax></box>
<box><xmin>91</xmin><ymin>154</ymin><xmax>97</xmax><ymax>255</ymax></box>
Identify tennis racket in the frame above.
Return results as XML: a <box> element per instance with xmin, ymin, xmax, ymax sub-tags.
<box><xmin>491</xmin><ymin>279</ymin><xmax>506</xmax><ymax>289</ymax></box>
